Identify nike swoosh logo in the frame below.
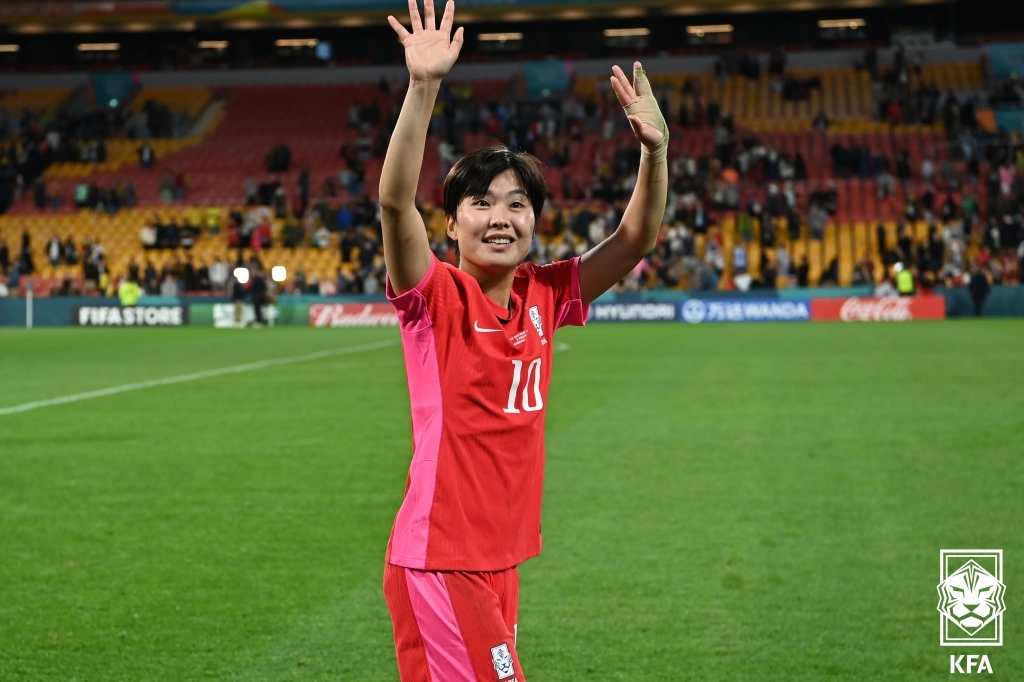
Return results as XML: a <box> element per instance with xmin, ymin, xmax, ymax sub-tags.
<box><xmin>474</xmin><ymin>321</ymin><xmax>503</xmax><ymax>333</ymax></box>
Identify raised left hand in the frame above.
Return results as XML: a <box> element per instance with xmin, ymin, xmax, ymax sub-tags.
<box><xmin>610</xmin><ymin>61</ymin><xmax>668</xmax><ymax>163</ymax></box>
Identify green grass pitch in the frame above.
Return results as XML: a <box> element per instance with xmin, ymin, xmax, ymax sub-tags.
<box><xmin>1</xmin><ymin>321</ymin><xmax>1021</xmax><ymax>681</ymax></box>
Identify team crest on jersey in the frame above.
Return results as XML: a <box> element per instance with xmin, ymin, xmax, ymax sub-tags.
<box><xmin>490</xmin><ymin>643</ymin><xmax>516</xmax><ymax>680</ymax></box>
<box><xmin>528</xmin><ymin>305</ymin><xmax>546</xmax><ymax>345</ymax></box>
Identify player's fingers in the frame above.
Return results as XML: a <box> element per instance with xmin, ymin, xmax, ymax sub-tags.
<box><xmin>609</xmin><ymin>75</ymin><xmax>631</xmax><ymax>108</ymax></box>
<box><xmin>632</xmin><ymin>61</ymin><xmax>653</xmax><ymax>98</ymax></box>
<box><xmin>388</xmin><ymin>15</ymin><xmax>411</xmax><ymax>42</ymax></box>
<box><xmin>408</xmin><ymin>0</ymin><xmax>422</xmax><ymax>31</ymax></box>
<box><xmin>609</xmin><ymin>76</ymin><xmax>625</xmax><ymax>105</ymax></box>
<box><xmin>611</xmin><ymin>65</ymin><xmax>636</xmax><ymax>102</ymax></box>
<box><xmin>423</xmin><ymin>0</ymin><xmax>436</xmax><ymax>30</ymax></box>
<box><xmin>439</xmin><ymin>0</ymin><xmax>454</xmax><ymax>39</ymax></box>
<box><xmin>450</xmin><ymin>26</ymin><xmax>465</xmax><ymax>56</ymax></box>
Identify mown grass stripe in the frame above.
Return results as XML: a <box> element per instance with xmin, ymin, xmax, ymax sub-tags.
<box><xmin>0</xmin><ymin>339</ymin><xmax>398</xmax><ymax>417</ymax></box>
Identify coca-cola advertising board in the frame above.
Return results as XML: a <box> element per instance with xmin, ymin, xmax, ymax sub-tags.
<box><xmin>811</xmin><ymin>296</ymin><xmax>946</xmax><ymax>322</ymax></box>
<box><xmin>309</xmin><ymin>303</ymin><xmax>398</xmax><ymax>327</ymax></box>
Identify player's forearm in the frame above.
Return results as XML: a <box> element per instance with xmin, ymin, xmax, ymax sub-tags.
<box><xmin>615</xmin><ymin>159</ymin><xmax>668</xmax><ymax>256</ymax></box>
<box><xmin>379</xmin><ymin>78</ymin><xmax>441</xmax><ymax>213</ymax></box>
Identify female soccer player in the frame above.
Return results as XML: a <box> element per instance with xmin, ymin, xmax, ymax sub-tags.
<box><xmin>379</xmin><ymin>1</ymin><xmax>668</xmax><ymax>679</ymax></box>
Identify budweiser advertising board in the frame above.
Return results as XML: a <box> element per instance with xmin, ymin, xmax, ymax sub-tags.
<box><xmin>309</xmin><ymin>303</ymin><xmax>398</xmax><ymax>327</ymax></box>
<box><xmin>810</xmin><ymin>296</ymin><xmax>946</xmax><ymax>322</ymax></box>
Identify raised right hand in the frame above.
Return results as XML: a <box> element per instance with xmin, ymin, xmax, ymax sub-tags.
<box><xmin>388</xmin><ymin>0</ymin><xmax>465</xmax><ymax>83</ymax></box>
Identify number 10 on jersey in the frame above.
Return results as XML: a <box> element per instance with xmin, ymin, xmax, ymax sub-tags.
<box><xmin>504</xmin><ymin>358</ymin><xmax>544</xmax><ymax>414</ymax></box>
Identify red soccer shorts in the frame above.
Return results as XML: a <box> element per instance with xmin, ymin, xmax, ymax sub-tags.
<box><xmin>383</xmin><ymin>563</ymin><xmax>526</xmax><ymax>682</ymax></box>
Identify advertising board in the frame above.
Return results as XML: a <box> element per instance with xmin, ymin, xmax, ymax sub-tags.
<box><xmin>309</xmin><ymin>303</ymin><xmax>399</xmax><ymax>327</ymax></box>
<box><xmin>75</xmin><ymin>305</ymin><xmax>188</xmax><ymax>327</ymax></box>
<box><xmin>587</xmin><ymin>302</ymin><xmax>678</xmax><ymax>322</ymax></box>
<box><xmin>679</xmin><ymin>299</ymin><xmax>811</xmax><ymax>324</ymax></box>
<box><xmin>810</xmin><ymin>296</ymin><xmax>946</xmax><ymax>322</ymax></box>
<box><xmin>212</xmin><ymin>303</ymin><xmax>279</xmax><ymax>328</ymax></box>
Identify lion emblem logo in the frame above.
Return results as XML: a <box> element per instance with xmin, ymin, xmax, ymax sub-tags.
<box><xmin>937</xmin><ymin>559</ymin><xmax>1006</xmax><ymax>636</ymax></box>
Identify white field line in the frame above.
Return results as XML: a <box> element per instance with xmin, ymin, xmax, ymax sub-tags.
<box><xmin>0</xmin><ymin>340</ymin><xmax>398</xmax><ymax>417</ymax></box>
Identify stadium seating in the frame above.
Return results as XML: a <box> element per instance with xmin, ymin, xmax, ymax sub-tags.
<box><xmin>0</xmin><ymin>60</ymin><xmax>992</xmax><ymax>293</ymax></box>
<box><xmin>0</xmin><ymin>88</ymin><xmax>73</xmax><ymax>116</ymax></box>
<box><xmin>126</xmin><ymin>87</ymin><xmax>213</xmax><ymax>120</ymax></box>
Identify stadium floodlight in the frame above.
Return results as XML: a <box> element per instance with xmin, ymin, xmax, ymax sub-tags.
<box><xmin>77</xmin><ymin>43</ymin><xmax>120</xmax><ymax>51</ymax></box>
<box><xmin>234</xmin><ymin>267</ymin><xmax>250</xmax><ymax>284</ymax></box>
<box><xmin>477</xmin><ymin>33</ymin><xmax>523</xmax><ymax>43</ymax></box>
<box><xmin>271</xmin><ymin>266</ymin><xmax>287</xmax><ymax>282</ymax></box>
<box><xmin>685</xmin><ymin>24</ymin><xmax>733</xmax><ymax>37</ymax></box>
<box><xmin>275</xmin><ymin>38</ymin><xmax>318</xmax><ymax>48</ymax></box>
<box><xmin>199</xmin><ymin>40</ymin><xmax>229</xmax><ymax>49</ymax></box>
<box><xmin>603</xmin><ymin>28</ymin><xmax>650</xmax><ymax>37</ymax></box>
<box><xmin>0</xmin><ymin>44</ymin><xmax>20</xmax><ymax>53</ymax></box>
<box><xmin>818</xmin><ymin>18</ymin><xmax>866</xmax><ymax>29</ymax></box>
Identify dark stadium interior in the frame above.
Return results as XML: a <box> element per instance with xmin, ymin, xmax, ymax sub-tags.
<box><xmin>0</xmin><ymin>4</ymin><xmax>992</xmax><ymax>71</ymax></box>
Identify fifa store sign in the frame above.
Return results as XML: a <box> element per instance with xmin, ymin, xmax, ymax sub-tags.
<box><xmin>76</xmin><ymin>306</ymin><xmax>187</xmax><ymax>326</ymax></box>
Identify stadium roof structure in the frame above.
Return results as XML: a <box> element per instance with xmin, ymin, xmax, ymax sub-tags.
<box><xmin>0</xmin><ymin>0</ymin><xmax>954</xmax><ymax>31</ymax></box>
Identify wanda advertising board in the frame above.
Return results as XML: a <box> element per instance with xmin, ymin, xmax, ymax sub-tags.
<box><xmin>810</xmin><ymin>296</ymin><xmax>946</xmax><ymax>322</ymax></box>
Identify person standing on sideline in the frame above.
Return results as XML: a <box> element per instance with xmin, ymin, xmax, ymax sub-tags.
<box><xmin>249</xmin><ymin>265</ymin><xmax>268</xmax><ymax>326</ymax></box>
<box><xmin>230</xmin><ymin>272</ymin><xmax>246</xmax><ymax>326</ymax></box>
<box><xmin>118</xmin><ymin>276</ymin><xmax>142</xmax><ymax>306</ymax></box>
<box><xmin>378</xmin><ymin>1</ymin><xmax>668</xmax><ymax>680</ymax></box>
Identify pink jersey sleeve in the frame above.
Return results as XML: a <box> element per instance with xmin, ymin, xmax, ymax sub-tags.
<box><xmin>385</xmin><ymin>256</ymin><xmax>445</xmax><ymax>569</ymax></box>
<box><xmin>385</xmin><ymin>257</ymin><xmax>438</xmax><ymax>333</ymax></box>
<box><xmin>540</xmin><ymin>256</ymin><xmax>589</xmax><ymax>329</ymax></box>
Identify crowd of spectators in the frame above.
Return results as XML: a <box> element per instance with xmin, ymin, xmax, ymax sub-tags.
<box><xmin>200</xmin><ymin>56</ymin><xmax>1023</xmax><ymax>296</ymax></box>
<box><xmin>6</xmin><ymin>46</ymin><xmax>1024</xmax><ymax>300</ymax></box>
<box><xmin>0</xmin><ymin>228</ymin><xmax>116</xmax><ymax>295</ymax></box>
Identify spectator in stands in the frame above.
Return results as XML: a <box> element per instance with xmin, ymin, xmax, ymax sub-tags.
<box><xmin>921</xmin><ymin>156</ymin><xmax>936</xmax><ymax>187</ymax></box>
<box><xmin>143</xmin><ymin>261</ymin><xmax>158</xmax><ymax>294</ymax></box>
<box><xmin>18</xmin><ymin>230</ymin><xmax>33</xmax><ymax>275</ymax></box>
<box><xmin>312</xmin><ymin>224</ymin><xmax>331</xmax><ymax>249</ymax></box>
<box><xmin>795</xmin><ymin>257</ymin><xmax>809</xmax><ymax>287</ymax></box>
<box><xmin>138</xmin><ymin>141</ymin><xmax>155</xmax><ymax>169</ymax></box>
<box><xmin>159</xmin><ymin>172</ymin><xmax>174</xmax><ymax>204</ymax></box>
<box><xmin>895</xmin><ymin>262</ymin><xmax>915</xmax><ymax>296</ymax></box>
<box><xmin>209</xmin><ymin>257</ymin><xmax>228</xmax><ymax>292</ymax></box>
<box><xmin>118</xmin><ymin>275</ymin><xmax>142</xmax><ymax>306</ymax></box>
<box><xmin>0</xmin><ymin>233</ymin><xmax>8</xmax><ymax>276</ymax></box>
<box><xmin>896</xmin><ymin>150</ymin><xmax>912</xmax><ymax>188</ymax></box>
<box><xmin>47</xmin><ymin>234</ymin><xmax>61</xmax><ymax>269</ymax></box>
<box><xmin>243</xmin><ymin>176</ymin><xmax>257</xmax><ymax>206</ymax></box>
<box><xmin>33</xmin><ymin>178</ymin><xmax>46</xmax><ymax>211</ymax></box>
<box><xmin>157</xmin><ymin>273</ymin><xmax>176</xmax><ymax>297</ymax></box>
<box><xmin>809</xmin><ymin>201</ymin><xmax>828</xmax><ymax>241</ymax></box>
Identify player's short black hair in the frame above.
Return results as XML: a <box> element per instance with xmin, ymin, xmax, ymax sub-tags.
<box><xmin>442</xmin><ymin>145</ymin><xmax>546</xmax><ymax>223</ymax></box>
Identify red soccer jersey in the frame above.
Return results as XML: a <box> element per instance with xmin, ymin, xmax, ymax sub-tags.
<box><xmin>385</xmin><ymin>255</ymin><xmax>589</xmax><ymax>572</ymax></box>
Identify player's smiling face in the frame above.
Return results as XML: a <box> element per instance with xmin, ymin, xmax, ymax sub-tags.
<box><xmin>447</xmin><ymin>169</ymin><xmax>535</xmax><ymax>274</ymax></box>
